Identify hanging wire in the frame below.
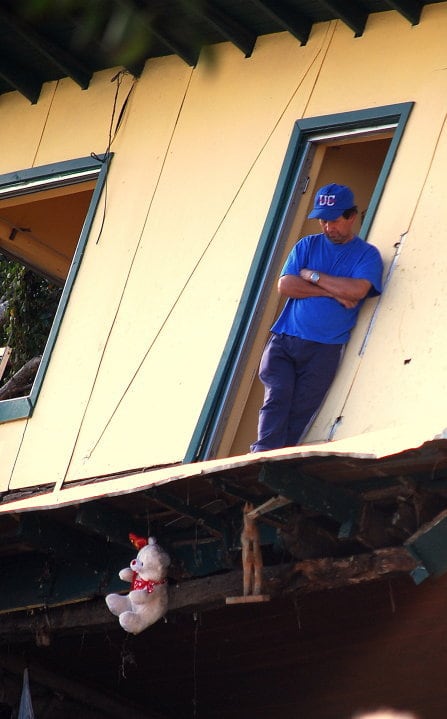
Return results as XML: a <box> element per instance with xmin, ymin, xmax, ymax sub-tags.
<box><xmin>292</xmin><ymin>595</ymin><xmax>302</xmax><ymax>632</ymax></box>
<box><xmin>93</xmin><ymin>70</ymin><xmax>136</xmax><ymax>245</ymax></box>
<box><xmin>79</xmin><ymin>630</ymin><xmax>86</xmax><ymax>654</ymax></box>
<box><xmin>32</xmin><ymin>82</ymin><xmax>58</xmax><ymax>168</ymax></box>
<box><xmin>146</xmin><ymin>507</ymin><xmax>151</xmax><ymax>538</ymax></box>
<box><xmin>84</xmin><ymin>32</ymin><xmax>334</xmax><ymax>460</ymax></box>
<box><xmin>388</xmin><ymin>580</ymin><xmax>396</xmax><ymax>614</ymax></box>
<box><xmin>73</xmin><ymin>66</ymin><xmax>196</xmax><ymax>464</ymax></box>
<box><xmin>192</xmin><ymin>613</ymin><xmax>200</xmax><ymax>719</ymax></box>
<box><xmin>119</xmin><ymin>634</ymin><xmax>136</xmax><ymax>681</ymax></box>
<box><xmin>56</xmin><ymin>67</ymin><xmax>142</xmax><ymax>488</ymax></box>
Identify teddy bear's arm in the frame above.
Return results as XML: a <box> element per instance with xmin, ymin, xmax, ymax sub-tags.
<box><xmin>119</xmin><ymin>567</ymin><xmax>134</xmax><ymax>583</ymax></box>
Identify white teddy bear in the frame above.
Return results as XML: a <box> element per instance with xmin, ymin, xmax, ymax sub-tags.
<box><xmin>105</xmin><ymin>535</ymin><xmax>170</xmax><ymax>635</ymax></box>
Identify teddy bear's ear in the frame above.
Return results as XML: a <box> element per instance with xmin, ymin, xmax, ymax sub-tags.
<box><xmin>129</xmin><ymin>533</ymin><xmax>148</xmax><ymax>549</ymax></box>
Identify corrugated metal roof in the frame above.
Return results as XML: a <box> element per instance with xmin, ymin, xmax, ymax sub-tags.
<box><xmin>0</xmin><ymin>0</ymin><xmax>445</xmax><ymax>103</ymax></box>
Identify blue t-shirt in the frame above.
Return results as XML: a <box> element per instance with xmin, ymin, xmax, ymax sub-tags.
<box><xmin>271</xmin><ymin>233</ymin><xmax>383</xmax><ymax>344</ymax></box>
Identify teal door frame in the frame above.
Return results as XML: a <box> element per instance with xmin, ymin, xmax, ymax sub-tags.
<box><xmin>185</xmin><ymin>102</ymin><xmax>414</xmax><ymax>462</ymax></box>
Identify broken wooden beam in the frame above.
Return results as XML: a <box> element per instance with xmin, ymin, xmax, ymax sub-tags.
<box><xmin>286</xmin><ymin>545</ymin><xmax>419</xmax><ymax>592</ymax></box>
<box><xmin>0</xmin><ymin>546</ymin><xmax>419</xmax><ymax>640</ymax></box>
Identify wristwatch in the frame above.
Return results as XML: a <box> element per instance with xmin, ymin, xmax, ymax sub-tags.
<box><xmin>309</xmin><ymin>271</ymin><xmax>320</xmax><ymax>284</ymax></box>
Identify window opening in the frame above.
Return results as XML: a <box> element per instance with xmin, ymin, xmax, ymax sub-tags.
<box><xmin>185</xmin><ymin>103</ymin><xmax>413</xmax><ymax>463</ymax></box>
<box><xmin>0</xmin><ymin>155</ymin><xmax>110</xmax><ymax>421</ymax></box>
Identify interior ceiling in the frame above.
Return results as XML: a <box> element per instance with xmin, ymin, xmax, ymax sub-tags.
<box><xmin>0</xmin><ymin>185</ymin><xmax>94</xmax><ymax>284</ymax></box>
<box><xmin>0</xmin><ymin>0</ymin><xmax>444</xmax><ymax>103</ymax></box>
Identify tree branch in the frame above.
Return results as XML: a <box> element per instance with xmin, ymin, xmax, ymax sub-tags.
<box><xmin>0</xmin><ymin>355</ymin><xmax>40</xmax><ymax>399</ymax></box>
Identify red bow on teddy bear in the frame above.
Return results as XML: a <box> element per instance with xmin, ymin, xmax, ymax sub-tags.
<box><xmin>128</xmin><ymin>533</ymin><xmax>167</xmax><ymax>593</ymax></box>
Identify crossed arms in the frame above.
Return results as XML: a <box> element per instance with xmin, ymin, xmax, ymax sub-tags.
<box><xmin>278</xmin><ymin>270</ymin><xmax>372</xmax><ymax>309</ymax></box>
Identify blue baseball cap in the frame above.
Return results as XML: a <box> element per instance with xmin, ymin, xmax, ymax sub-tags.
<box><xmin>308</xmin><ymin>183</ymin><xmax>355</xmax><ymax>220</ymax></box>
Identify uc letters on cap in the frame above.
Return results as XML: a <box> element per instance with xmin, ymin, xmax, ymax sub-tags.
<box><xmin>308</xmin><ymin>183</ymin><xmax>355</xmax><ymax>220</ymax></box>
<box><xmin>318</xmin><ymin>194</ymin><xmax>337</xmax><ymax>206</ymax></box>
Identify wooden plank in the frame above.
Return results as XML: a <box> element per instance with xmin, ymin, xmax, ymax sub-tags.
<box><xmin>0</xmin><ymin>552</ymin><xmax>129</xmax><ymax>615</ymax></box>
<box><xmin>170</xmin><ymin>546</ymin><xmax>419</xmax><ymax>612</ymax></box>
<box><xmin>226</xmin><ymin>594</ymin><xmax>270</xmax><ymax>604</ymax></box>
<box><xmin>0</xmin><ymin>547</ymin><xmax>419</xmax><ymax>635</ymax></box>
<box><xmin>245</xmin><ymin>495</ymin><xmax>291</xmax><ymax>518</ymax></box>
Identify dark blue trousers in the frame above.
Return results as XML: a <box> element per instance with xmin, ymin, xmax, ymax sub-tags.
<box><xmin>250</xmin><ymin>333</ymin><xmax>344</xmax><ymax>452</ymax></box>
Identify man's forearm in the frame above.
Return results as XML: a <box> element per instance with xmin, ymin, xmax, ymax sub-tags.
<box><xmin>278</xmin><ymin>274</ymin><xmax>333</xmax><ymax>299</ymax></box>
<box><xmin>299</xmin><ymin>269</ymin><xmax>371</xmax><ymax>301</ymax></box>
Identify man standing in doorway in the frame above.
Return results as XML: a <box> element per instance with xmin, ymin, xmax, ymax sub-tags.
<box><xmin>250</xmin><ymin>183</ymin><xmax>383</xmax><ymax>453</ymax></box>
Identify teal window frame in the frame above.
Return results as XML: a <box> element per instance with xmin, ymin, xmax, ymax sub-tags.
<box><xmin>185</xmin><ymin>102</ymin><xmax>414</xmax><ymax>462</ymax></box>
<box><xmin>0</xmin><ymin>154</ymin><xmax>112</xmax><ymax>423</ymax></box>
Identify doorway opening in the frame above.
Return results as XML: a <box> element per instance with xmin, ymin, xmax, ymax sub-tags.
<box><xmin>185</xmin><ymin>103</ymin><xmax>413</xmax><ymax>462</ymax></box>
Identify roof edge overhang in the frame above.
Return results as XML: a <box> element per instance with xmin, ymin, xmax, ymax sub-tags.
<box><xmin>2</xmin><ymin>422</ymin><xmax>447</xmax><ymax>514</ymax></box>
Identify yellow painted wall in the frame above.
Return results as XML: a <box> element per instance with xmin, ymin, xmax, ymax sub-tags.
<box><xmin>1</xmin><ymin>4</ymin><xmax>447</xmax><ymax>489</ymax></box>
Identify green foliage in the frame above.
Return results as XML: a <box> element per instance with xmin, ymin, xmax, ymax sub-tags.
<box><xmin>0</xmin><ymin>258</ymin><xmax>62</xmax><ymax>382</ymax></box>
<box><xmin>18</xmin><ymin>0</ymin><xmax>205</xmax><ymax>68</ymax></box>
